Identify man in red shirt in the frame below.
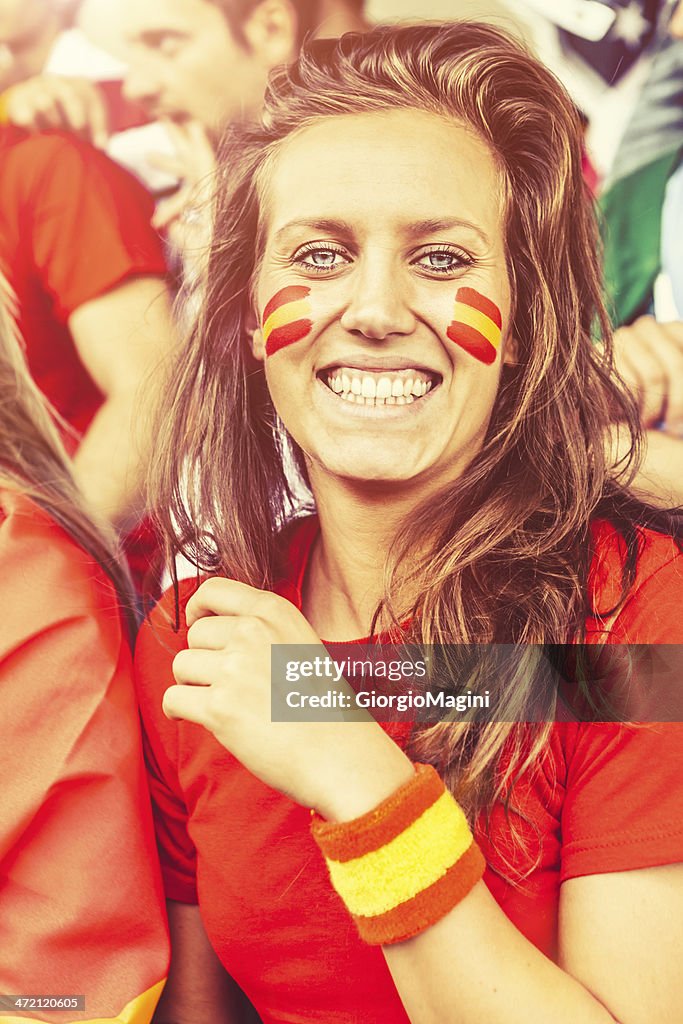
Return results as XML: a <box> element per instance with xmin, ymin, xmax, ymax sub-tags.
<box><xmin>0</xmin><ymin>123</ymin><xmax>174</xmax><ymax>584</ymax></box>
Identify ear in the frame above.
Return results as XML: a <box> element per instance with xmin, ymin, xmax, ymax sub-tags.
<box><xmin>246</xmin><ymin>302</ymin><xmax>265</xmax><ymax>361</ymax></box>
<box><xmin>242</xmin><ymin>0</ymin><xmax>298</xmax><ymax>67</ymax></box>
<box><xmin>250</xmin><ymin>325</ymin><xmax>266</xmax><ymax>362</ymax></box>
<box><xmin>502</xmin><ymin>332</ymin><xmax>519</xmax><ymax>366</ymax></box>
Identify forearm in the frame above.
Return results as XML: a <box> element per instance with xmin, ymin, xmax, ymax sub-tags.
<box><xmin>383</xmin><ymin>883</ymin><xmax>618</xmax><ymax>1024</ymax></box>
<box><xmin>73</xmin><ymin>391</ymin><xmax>151</xmax><ymax>531</ymax></box>
<box><xmin>607</xmin><ymin>423</ymin><xmax>683</xmax><ymax>505</ymax></box>
<box><xmin>318</xmin><ymin>758</ymin><xmax>617</xmax><ymax>1023</ymax></box>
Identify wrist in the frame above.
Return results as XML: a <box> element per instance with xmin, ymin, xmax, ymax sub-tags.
<box><xmin>315</xmin><ymin>733</ymin><xmax>415</xmax><ymax>822</ymax></box>
<box><xmin>312</xmin><ymin>763</ymin><xmax>485</xmax><ymax>945</ymax></box>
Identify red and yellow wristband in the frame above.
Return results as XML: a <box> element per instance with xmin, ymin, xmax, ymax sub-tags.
<box><xmin>311</xmin><ymin>763</ymin><xmax>485</xmax><ymax>945</ymax></box>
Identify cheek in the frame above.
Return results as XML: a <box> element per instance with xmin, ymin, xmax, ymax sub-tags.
<box><xmin>262</xmin><ymin>285</ymin><xmax>313</xmax><ymax>358</ymax></box>
<box><xmin>445</xmin><ymin>287</ymin><xmax>502</xmax><ymax>367</ymax></box>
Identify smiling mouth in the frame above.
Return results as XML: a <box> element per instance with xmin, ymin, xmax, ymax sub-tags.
<box><xmin>319</xmin><ymin>367</ymin><xmax>441</xmax><ymax>406</ymax></box>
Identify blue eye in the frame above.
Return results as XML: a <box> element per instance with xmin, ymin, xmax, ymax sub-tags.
<box><xmin>292</xmin><ymin>244</ymin><xmax>352</xmax><ymax>273</ymax></box>
<box><xmin>413</xmin><ymin>247</ymin><xmax>473</xmax><ymax>275</ymax></box>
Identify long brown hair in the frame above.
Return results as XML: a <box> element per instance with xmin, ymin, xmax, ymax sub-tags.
<box><xmin>0</xmin><ymin>273</ymin><xmax>136</xmax><ymax>637</ymax></box>
<box><xmin>150</xmin><ymin>23</ymin><xmax>680</xmax><ymax>836</ymax></box>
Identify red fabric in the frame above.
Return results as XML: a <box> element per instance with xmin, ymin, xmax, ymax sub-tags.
<box><xmin>0</xmin><ymin>126</ymin><xmax>167</xmax><ymax>591</ymax></box>
<box><xmin>0</xmin><ymin>486</ymin><xmax>169</xmax><ymax>1020</ymax></box>
<box><xmin>0</xmin><ymin>126</ymin><xmax>166</xmax><ymax>434</ymax></box>
<box><xmin>134</xmin><ymin>517</ymin><xmax>683</xmax><ymax>1024</ymax></box>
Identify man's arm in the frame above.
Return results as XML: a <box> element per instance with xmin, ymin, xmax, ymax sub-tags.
<box><xmin>68</xmin><ymin>275</ymin><xmax>176</xmax><ymax>531</ymax></box>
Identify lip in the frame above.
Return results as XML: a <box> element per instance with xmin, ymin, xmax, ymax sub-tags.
<box><xmin>317</xmin><ymin>354</ymin><xmax>441</xmax><ymax>375</ymax></box>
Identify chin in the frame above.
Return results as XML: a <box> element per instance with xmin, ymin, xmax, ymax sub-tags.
<box><xmin>314</xmin><ymin>451</ymin><xmax>430</xmax><ymax>487</ymax></box>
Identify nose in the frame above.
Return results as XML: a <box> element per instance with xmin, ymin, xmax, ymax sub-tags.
<box><xmin>122</xmin><ymin>65</ymin><xmax>162</xmax><ymax>109</ymax></box>
<box><xmin>340</xmin><ymin>254</ymin><xmax>416</xmax><ymax>341</ymax></box>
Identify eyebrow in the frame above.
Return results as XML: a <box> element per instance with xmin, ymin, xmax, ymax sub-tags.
<box><xmin>403</xmin><ymin>218</ymin><xmax>490</xmax><ymax>245</ymax></box>
<box><xmin>130</xmin><ymin>28</ymin><xmax>190</xmax><ymax>46</ymax></box>
<box><xmin>273</xmin><ymin>219</ymin><xmax>356</xmax><ymax>244</ymax></box>
<box><xmin>273</xmin><ymin>217</ymin><xmax>490</xmax><ymax>246</ymax></box>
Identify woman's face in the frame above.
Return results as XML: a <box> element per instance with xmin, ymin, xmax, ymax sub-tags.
<box><xmin>253</xmin><ymin>108</ymin><xmax>513</xmax><ymax>490</ymax></box>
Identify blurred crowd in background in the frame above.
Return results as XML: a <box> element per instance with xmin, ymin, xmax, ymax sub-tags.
<box><xmin>1</xmin><ymin>0</ymin><xmax>683</xmax><ymax>589</ymax></box>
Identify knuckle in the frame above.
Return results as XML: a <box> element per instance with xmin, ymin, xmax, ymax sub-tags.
<box><xmin>171</xmin><ymin>647</ymin><xmax>192</xmax><ymax>678</ymax></box>
<box><xmin>253</xmin><ymin>590</ymin><xmax>281</xmax><ymax>617</ymax></box>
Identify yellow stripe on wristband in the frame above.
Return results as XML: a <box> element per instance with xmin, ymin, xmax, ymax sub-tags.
<box><xmin>325</xmin><ymin>789</ymin><xmax>473</xmax><ymax>918</ymax></box>
<box><xmin>0</xmin><ymin>91</ymin><xmax>9</xmax><ymax>125</ymax></box>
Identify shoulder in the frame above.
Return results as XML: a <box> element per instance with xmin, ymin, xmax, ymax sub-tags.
<box><xmin>135</xmin><ymin>513</ymin><xmax>319</xmax><ymax>694</ymax></box>
<box><xmin>587</xmin><ymin>520</ymin><xmax>683</xmax><ymax>642</ymax></box>
<box><xmin>0</xmin><ymin>484</ymin><xmax>124</xmax><ymax>629</ymax></box>
<box><xmin>0</xmin><ymin>126</ymin><xmax>154</xmax><ymax>210</ymax></box>
<box><xmin>0</xmin><ymin>484</ymin><xmax>131</xmax><ymax>703</ymax></box>
<box><xmin>135</xmin><ymin>578</ymin><xmax>200</xmax><ymax>697</ymax></box>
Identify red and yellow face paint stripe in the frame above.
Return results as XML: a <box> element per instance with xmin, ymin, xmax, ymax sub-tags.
<box><xmin>262</xmin><ymin>285</ymin><xmax>313</xmax><ymax>357</ymax></box>
<box><xmin>446</xmin><ymin>286</ymin><xmax>502</xmax><ymax>366</ymax></box>
<box><xmin>312</xmin><ymin>764</ymin><xmax>485</xmax><ymax>945</ymax></box>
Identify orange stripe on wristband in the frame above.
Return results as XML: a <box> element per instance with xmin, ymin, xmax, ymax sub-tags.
<box><xmin>312</xmin><ymin>764</ymin><xmax>486</xmax><ymax>945</ymax></box>
<box><xmin>312</xmin><ymin>763</ymin><xmax>445</xmax><ymax>861</ymax></box>
<box><xmin>355</xmin><ymin>840</ymin><xmax>486</xmax><ymax>945</ymax></box>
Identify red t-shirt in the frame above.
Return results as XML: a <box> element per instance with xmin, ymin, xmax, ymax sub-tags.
<box><xmin>0</xmin><ymin>486</ymin><xmax>169</xmax><ymax>1022</ymax></box>
<box><xmin>0</xmin><ymin>126</ymin><xmax>167</xmax><ymax>436</ymax></box>
<box><xmin>0</xmin><ymin>126</ymin><xmax>168</xmax><ymax>590</ymax></box>
<box><xmin>134</xmin><ymin>517</ymin><xmax>683</xmax><ymax>1024</ymax></box>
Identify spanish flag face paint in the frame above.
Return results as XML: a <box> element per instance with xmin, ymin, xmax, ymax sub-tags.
<box><xmin>262</xmin><ymin>285</ymin><xmax>313</xmax><ymax>357</ymax></box>
<box><xmin>446</xmin><ymin>287</ymin><xmax>502</xmax><ymax>366</ymax></box>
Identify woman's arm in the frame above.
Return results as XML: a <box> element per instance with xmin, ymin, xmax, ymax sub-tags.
<box><xmin>154</xmin><ymin>902</ymin><xmax>258</xmax><ymax>1024</ymax></box>
<box><xmin>162</xmin><ymin>578</ymin><xmax>683</xmax><ymax>1024</ymax></box>
<box><xmin>382</xmin><ymin>862</ymin><xmax>683</xmax><ymax>1024</ymax></box>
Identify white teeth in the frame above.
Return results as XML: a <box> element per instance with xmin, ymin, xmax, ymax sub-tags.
<box><xmin>361</xmin><ymin>376</ymin><xmax>376</xmax><ymax>399</ymax></box>
<box><xmin>325</xmin><ymin>368</ymin><xmax>437</xmax><ymax>406</ymax></box>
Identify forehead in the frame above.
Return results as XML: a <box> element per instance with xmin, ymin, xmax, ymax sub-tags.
<box><xmin>117</xmin><ymin>0</ymin><xmax>224</xmax><ymax>37</ymax></box>
<box><xmin>264</xmin><ymin>109</ymin><xmax>503</xmax><ymax>241</ymax></box>
<box><xmin>0</xmin><ymin>0</ymin><xmax>43</xmax><ymax>38</ymax></box>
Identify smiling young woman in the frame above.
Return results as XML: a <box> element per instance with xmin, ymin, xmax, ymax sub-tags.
<box><xmin>136</xmin><ymin>22</ymin><xmax>683</xmax><ymax>1024</ymax></box>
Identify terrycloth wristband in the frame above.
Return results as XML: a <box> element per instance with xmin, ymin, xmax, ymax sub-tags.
<box><xmin>311</xmin><ymin>763</ymin><xmax>485</xmax><ymax>945</ymax></box>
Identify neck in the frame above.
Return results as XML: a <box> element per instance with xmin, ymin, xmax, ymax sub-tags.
<box><xmin>312</xmin><ymin>1</ymin><xmax>370</xmax><ymax>39</ymax></box>
<box><xmin>302</xmin><ymin>470</ymin><xmax>427</xmax><ymax>641</ymax></box>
